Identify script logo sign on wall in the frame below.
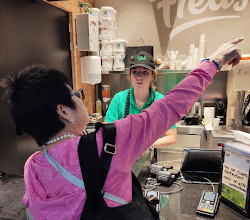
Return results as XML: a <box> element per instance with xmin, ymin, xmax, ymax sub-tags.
<box><xmin>151</xmin><ymin>0</ymin><xmax>249</xmax><ymax>53</ymax></box>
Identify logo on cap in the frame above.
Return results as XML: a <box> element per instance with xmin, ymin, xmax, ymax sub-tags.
<box><xmin>137</xmin><ymin>55</ymin><xmax>147</xmax><ymax>61</ymax></box>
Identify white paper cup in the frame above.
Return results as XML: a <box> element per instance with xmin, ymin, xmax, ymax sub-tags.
<box><xmin>213</xmin><ymin>118</ymin><xmax>220</xmax><ymax>126</ymax></box>
<box><xmin>169</xmin><ymin>58</ymin><xmax>176</xmax><ymax>70</ymax></box>
<box><xmin>175</xmin><ymin>60</ymin><xmax>182</xmax><ymax>70</ymax></box>
<box><xmin>204</xmin><ymin>107</ymin><xmax>215</xmax><ymax>125</ymax></box>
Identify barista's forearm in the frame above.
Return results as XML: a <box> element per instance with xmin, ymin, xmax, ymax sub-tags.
<box><xmin>151</xmin><ymin>128</ymin><xmax>177</xmax><ymax>148</ymax></box>
<box><xmin>151</xmin><ymin>136</ymin><xmax>176</xmax><ymax>148</ymax></box>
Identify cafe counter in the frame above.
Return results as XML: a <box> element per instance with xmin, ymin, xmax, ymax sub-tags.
<box><xmin>135</xmin><ymin>150</ymin><xmax>249</xmax><ymax>220</ymax></box>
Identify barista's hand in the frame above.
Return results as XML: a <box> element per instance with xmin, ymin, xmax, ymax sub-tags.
<box><xmin>208</xmin><ymin>37</ymin><xmax>243</xmax><ymax>68</ymax></box>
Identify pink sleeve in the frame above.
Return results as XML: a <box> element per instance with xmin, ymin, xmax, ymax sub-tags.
<box><xmin>114</xmin><ymin>61</ymin><xmax>217</xmax><ymax>169</ymax></box>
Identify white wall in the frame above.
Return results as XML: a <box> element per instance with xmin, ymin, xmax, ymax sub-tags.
<box><xmin>96</xmin><ymin>0</ymin><xmax>250</xmax><ymax>58</ymax></box>
<box><xmin>96</xmin><ymin>0</ymin><xmax>161</xmax><ymax>55</ymax></box>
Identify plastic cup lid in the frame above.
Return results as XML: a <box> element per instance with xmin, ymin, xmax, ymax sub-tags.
<box><xmin>101</xmin><ymin>40</ymin><xmax>112</xmax><ymax>44</ymax></box>
<box><xmin>102</xmin><ymin>84</ymin><xmax>110</xmax><ymax>88</ymax></box>
<box><xmin>101</xmin><ymin>6</ymin><xmax>114</xmax><ymax>11</ymax></box>
<box><xmin>91</xmin><ymin>8</ymin><xmax>100</xmax><ymax>12</ymax></box>
<box><xmin>113</xmin><ymin>39</ymin><xmax>127</xmax><ymax>43</ymax></box>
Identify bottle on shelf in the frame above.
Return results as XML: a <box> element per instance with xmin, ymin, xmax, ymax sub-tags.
<box><xmin>199</xmin><ymin>34</ymin><xmax>206</xmax><ymax>62</ymax></box>
<box><xmin>102</xmin><ymin>84</ymin><xmax>111</xmax><ymax>115</ymax></box>
<box><xmin>96</xmin><ymin>98</ymin><xmax>102</xmax><ymax>115</ymax></box>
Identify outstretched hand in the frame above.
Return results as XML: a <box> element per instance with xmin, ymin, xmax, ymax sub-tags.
<box><xmin>208</xmin><ymin>37</ymin><xmax>243</xmax><ymax>68</ymax></box>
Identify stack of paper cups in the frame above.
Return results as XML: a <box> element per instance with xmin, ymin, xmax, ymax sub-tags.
<box><xmin>113</xmin><ymin>55</ymin><xmax>125</xmax><ymax>71</ymax></box>
<box><xmin>100</xmin><ymin>6</ymin><xmax>116</xmax><ymax>25</ymax></box>
<box><xmin>101</xmin><ymin>56</ymin><xmax>113</xmax><ymax>71</ymax></box>
<box><xmin>112</xmin><ymin>39</ymin><xmax>127</xmax><ymax>56</ymax></box>
<box><xmin>100</xmin><ymin>40</ymin><xmax>113</xmax><ymax>56</ymax></box>
<box><xmin>90</xmin><ymin>8</ymin><xmax>100</xmax><ymax>23</ymax></box>
<box><xmin>100</xmin><ymin>6</ymin><xmax>116</xmax><ymax>41</ymax></box>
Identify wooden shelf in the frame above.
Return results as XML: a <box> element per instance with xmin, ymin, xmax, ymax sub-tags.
<box><xmin>101</xmin><ymin>69</ymin><xmax>228</xmax><ymax>75</ymax></box>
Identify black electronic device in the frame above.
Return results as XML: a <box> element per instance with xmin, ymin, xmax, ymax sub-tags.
<box><xmin>157</xmin><ymin>174</ymin><xmax>175</xmax><ymax>187</ymax></box>
<box><xmin>180</xmin><ymin>149</ymin><xmax>222</xmax><ymax>183</ymax></box>
<box><xmin>215</xmin><ymin>99</ymin><xmax>226</xmax><ymax>125</ymax></box>
<box><xmin>196</xmin><ymin>191</ymin><xmax>220</xmax><ymax>217</ymax></box>
<box><xmin>184</xmin><ymin>113</ymin><xmax>202</xmax><ymax>125</ymax></box>
<box><xmin>156</xmin><ymin>169</ymin><xmax>180</xmax><ymax>187</ymax></box>
<box><xmin>150</xmin><ymin>163</ymin><xmax>173</xmax><ymax>176</ymax></box>
<box><xmin>168</xmin><ymin>169</ymin><xmax>180</xmax><ymax>178</ymax></box>
<box><xmin>145</xmin><ymin>190</ymin><xmax>160</xmax><ymax>212</ymax></box>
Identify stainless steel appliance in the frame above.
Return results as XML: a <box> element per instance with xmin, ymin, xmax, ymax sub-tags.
<box><xmin>215</xmin><ymin>99</ymin><xmax>226</xmax><ymax>125</ymax></box>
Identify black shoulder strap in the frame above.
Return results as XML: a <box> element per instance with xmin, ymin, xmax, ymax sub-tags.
<box><xmin>78</xmin><ymin>123</ymin><xmax>116</xmax><ymax>214</ymax></box>
<box><xmin>96</xmin><ymin>122</ymin><xmax>116</xmax><ymax>186</ymax></box>
<box><xmin>78</xmin><ymin>131</ymin><xmax>103</xmax><ymax>212</ymax></box>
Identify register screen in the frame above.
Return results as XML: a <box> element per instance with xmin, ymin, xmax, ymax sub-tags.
<box><xmin>203</xmin><ymin>192</ymin><xmax>215</xmax><ymax>202</ymax></box>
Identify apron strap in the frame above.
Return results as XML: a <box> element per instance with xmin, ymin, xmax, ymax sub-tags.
<box><xmin>124</xmin><ymin>89</ymin><xmax>156</xmax><ymax>118</ymax></box>
<box><xmin>124</xmin><ymin>90</ymin><xmax>130</xmax><ymax>118</ymax></box>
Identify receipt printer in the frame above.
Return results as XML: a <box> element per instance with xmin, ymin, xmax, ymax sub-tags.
<box><xmin>219</xmin><ymin>140</ymin><xmax>250</xmax><ymax>218</ymax></box>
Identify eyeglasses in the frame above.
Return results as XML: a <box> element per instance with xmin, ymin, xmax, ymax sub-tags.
<box><xmin>71</xmin><ymin>88</ymin><xmax>85</xmax><ymax>101</ymax></box>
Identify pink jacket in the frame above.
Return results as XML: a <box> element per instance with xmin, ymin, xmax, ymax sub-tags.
<box><xmin>23</xmin><ymin>61</ymin><xmax>217</xmax><ymax>219</ymax></box>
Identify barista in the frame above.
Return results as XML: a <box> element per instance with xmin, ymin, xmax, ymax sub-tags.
<box><xmin>105</xmin><ymin>51</ymin><xmax>177</xmax><ymax>150</ymax></box>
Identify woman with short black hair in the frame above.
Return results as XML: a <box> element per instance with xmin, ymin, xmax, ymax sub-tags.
<box><xmin>1</xmin><ymin>38</ymin><xmax>242</xmax><ymax>220</ymax></box>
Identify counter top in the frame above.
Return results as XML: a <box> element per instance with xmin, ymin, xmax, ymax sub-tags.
<box><xmin>158</xmin><ymin>181</ymin><xmax>247</xmax><ymax>220</ymax></box>
<box><xmin>139</xmin><ymin>150</ymin><xmax>248</xmax><ymax>220</ymax></box>
<box><xmin>211</xmin><ymin>127</ymin><xmax>236</xmax><ymax>138</ymax></box>
<box><xmin>223</xmin><ymin>125</ymin><xmax>250</xmax><ymax>134</ymax></box>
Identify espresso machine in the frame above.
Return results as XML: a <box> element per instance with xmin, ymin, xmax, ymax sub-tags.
<box><xmin>215</xmin><ymin>99</ymin><xmax>226</xmax><ymax>125</ymax></box>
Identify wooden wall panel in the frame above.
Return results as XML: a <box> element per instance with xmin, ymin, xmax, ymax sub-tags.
<box><xmin>43</xmin><ymin>0</ymin><xmax>96</xmax><ymax>114</ymax></box>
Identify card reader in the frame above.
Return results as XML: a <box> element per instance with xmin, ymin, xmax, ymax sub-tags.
<box><xmin>145</xmin><ymin>190</ymin><xmax>160</xmax><ymax>212</ymax></box>
<box><xmin>150</xmin><ymin>164</ymin><xmax>173</xmax><ymax>176</ymax></box>
<box><xmin>196</xmin><ymin>191</ymin><xmax>220</xmax><ymax>217</ymax></box>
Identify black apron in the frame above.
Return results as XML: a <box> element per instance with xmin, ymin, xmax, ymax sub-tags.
<box><xmin>78</xmin><ymin>122</ymin><xmax>159</xmax><ymax>220</ymax></box>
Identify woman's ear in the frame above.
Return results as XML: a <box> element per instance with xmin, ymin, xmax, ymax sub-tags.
<box><xmin>56</xmin><ymin>104</ymin><xmax>70</xmax><ymax>121</ymax></box>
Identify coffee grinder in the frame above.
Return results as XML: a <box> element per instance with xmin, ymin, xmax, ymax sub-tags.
<box><xmin>215</xmin><ymin>99</ymin><xmax>226</xmax><ymax>125</ymax></box>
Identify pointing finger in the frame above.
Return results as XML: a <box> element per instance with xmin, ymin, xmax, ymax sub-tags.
<box><xmin>230</xmin><ymin>37</ymin><xmax>244</xmax><ymax>45</ymax></box>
